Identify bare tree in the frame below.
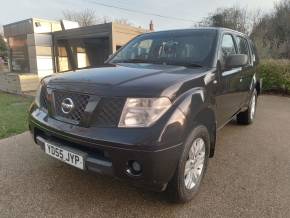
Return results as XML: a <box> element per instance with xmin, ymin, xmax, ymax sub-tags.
<box><xmin>62</xmin><ymin>9</ymin><xmax>99</xmax><ymax>27</ymax></box>
<box><xmin>198</xmin><ymin>6</ymin><xmax>252</xmax><ymax>34</ymax></box>
<box><xmin>114</xmin><ymin>18</ymin><xmax>133</xmax><ymax>26</ymax></box>
<box><xmin>251</xmin><ymin>0</ymin><xmax>290</xmax><ymax>58</ymax></box>
<box><xmin>197</xmin><ymin>2</ymin><xmax>290</xmax><ymax>58</ymax></box>
<box><xmin>273</xmin><ymin>0</ymin><xmax>290</xmax><ymax>58</ymax></box>
<box><xmin>101</xmin><ymin>16</ymin><xmax>112</xmax><ymax>24</ymax></box>
<box><xmin>62</xmin><ymin>9</ymin><xmax>134</xmax><ymax>27</ymax></box>
<box><xmin>0</xmin><ymin>26</ymin><xmax>7</xmax><ymax>56</ymax></box>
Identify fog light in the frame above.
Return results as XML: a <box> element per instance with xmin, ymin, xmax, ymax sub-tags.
<box><xmin>132</xmin><ymin>161</ymin><xmax>141</xmax><ymax>172</ymax></box>
<box><xmin>127</xmin><ymin>160</ymin><xmax>142</xmax><ymax>176</ymax></box>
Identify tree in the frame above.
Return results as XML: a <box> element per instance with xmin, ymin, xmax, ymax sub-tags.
<box><xmin>62</xmin><ymin>9</ymin><xmax>134</xmax><ymax>27</ymax></box>
<box><xmin>251</xmin><ymin>0</ymin><xmax>290</xmax><ymax>58</ymax></box>
<box><xmin>62</xmin><ymin>9</ymin><xmax>99</xmax><ymax>27</ymax></box>
<box><xmin>199</xmin><ymin>6</ymin><xmax>251</xmax><ymax>34</ymax></box>
<box><xmin>114</xmin><ymin>18</ymin><xmax>133</xmax><ymax>26</ymax></box>
<box><xmin>0</xmin><ymin>33</ymin><xmax>7</xmax><ymax>57</ymax></box>
<box><xmin>272</xmin><ymin>0</ymin><xmax>290</xmax><ymax>58</ymax></box>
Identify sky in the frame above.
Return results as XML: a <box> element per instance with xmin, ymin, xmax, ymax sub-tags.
<box><xmin>0</xmin><ymin>0</ymin><xmax>278</xmax><ymax>31</ymax></box>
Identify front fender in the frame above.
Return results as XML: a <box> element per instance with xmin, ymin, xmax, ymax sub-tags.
<box><xmin>158</xmin><ymin>87</ymin><xmax>216</xmax><ymax>146</ymax></box>
<box><xmin>176</xmin><ymin>87</ymin><xmax>216</xmax><ymax>125</ymax></box>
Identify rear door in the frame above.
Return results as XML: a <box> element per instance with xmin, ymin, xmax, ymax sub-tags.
<box><xmin>216</xmin><ymin>33</ymin><xmax>243</xmax><ymax>127</ymax></box>
<box><xmin>234</xmin><ymin>35</ymin><xmax>255</xmax><ymax>105</ymax></box>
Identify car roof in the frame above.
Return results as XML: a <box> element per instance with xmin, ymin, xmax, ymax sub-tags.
<box><xmin>141</xmin><ymin>27</ymin><xmax>248</xmax><ymax>38</ymax></box>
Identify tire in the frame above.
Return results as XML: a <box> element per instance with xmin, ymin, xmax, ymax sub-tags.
<box><xmin>237</xmin><ymin>89</ymin><xmax>257</xmax><ymax>125</ymax></box>
<box><xmin>167</xmin><ymin>125</ymin><xmax>210</xmax><ymax>203</ymax></box>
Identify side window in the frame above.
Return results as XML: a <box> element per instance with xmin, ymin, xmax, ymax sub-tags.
<box><xmin>221</xmin><ymin>34</ymin><xmax>236</xmax><ymax>57</ymax></box>
<box><xmin>249</xmin><ymin>40</ymin><xmax>257</xmax><ymax>64</ymax></box>
<box><xmin>236</xmin><ymin>36</ymin><xmax>250</xmax><ymax>54</ymax></box>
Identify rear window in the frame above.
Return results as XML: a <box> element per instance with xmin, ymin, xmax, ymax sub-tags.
<box><xmin>236</xmin><ymin>36</ymin><xmax>250</xmax><ymax>55</ymax></box>
<box><xmin>236</xmin><ymin>36</ymin><xmax>251</xmax><ymax>63</ymax></box>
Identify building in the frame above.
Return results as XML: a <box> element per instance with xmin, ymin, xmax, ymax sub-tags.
<box><xmin>1</xmin><ymin>18</ymin><xmax>61</xmax><ymax>94</ymax></box>
<box><xmin>1</xmin><ymin>18</ymin><xmax>147</xmax><ymax>94</ymax></box>
<box><xmin>53</xmin><ymin>22</ymin><xmax>147</xmax><ymax>73</ymax></box>
<box><xmin>3</xmin><ymin>18</ymin><xmax>62</xmax><ymax>75</ymax></box>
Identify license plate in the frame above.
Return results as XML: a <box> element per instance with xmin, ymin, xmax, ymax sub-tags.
<box><xmin>44</xmin><ymin>142</ymin><xmax>85</xmax><ymax>170</ymax></box>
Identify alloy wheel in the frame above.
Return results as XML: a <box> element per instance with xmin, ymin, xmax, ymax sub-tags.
<box><xmin>184</xmin><ymin>138</ymin><xmax>206</xmax><ymax>190</ymax></box>
<box><xmin>250</xmin><ymin>93</ymin><xmax>256</xmax><ymax>120</ymax></box>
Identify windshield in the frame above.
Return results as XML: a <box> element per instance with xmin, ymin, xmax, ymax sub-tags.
<box><xmin>110</xmin><ymin>30</ymin><xmax>217</xmax><ymax>67</ymax></box>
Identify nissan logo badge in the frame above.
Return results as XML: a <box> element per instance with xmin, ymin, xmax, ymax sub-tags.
<box><xmin>61</xmin><ymin>98</ymin><xmax>74</xmax><ymax>114</ymax></box>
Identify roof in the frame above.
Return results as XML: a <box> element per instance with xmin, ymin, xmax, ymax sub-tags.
<box><xmin>140</xmin><ymin>27</ymin><xmax>248</xmax><ymax>37</ymax></box>
<box><xmin>3</xmin><ymin>18</ymin><xmax>60</xmax><ymax>27</ymax></box>
<box><xmin>52</xmin><ymin>22</ymin><xmax>147</xmax><ymax>39</ymax></box>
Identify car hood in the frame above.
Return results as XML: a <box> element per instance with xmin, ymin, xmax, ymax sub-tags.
<box><xmin>46</xmin><ymin>63</ymin><xmax>210</xmax><ymax>99</ymax></box>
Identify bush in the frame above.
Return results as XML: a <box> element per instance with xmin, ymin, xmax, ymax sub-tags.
<box><xmin>257</xmin><ymin>59</ymin><xmax>290</xmax><ymax>93</ymax></box>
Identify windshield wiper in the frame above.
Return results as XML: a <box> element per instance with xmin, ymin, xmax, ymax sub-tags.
<box><xmin>163</xmin><ymin>62</ymin><xmax>203</xmax><ymax>68</ymax></box>
<box><xmin>113</xmin><ymin>59</ymin><xmax>149</xmax><ymax>64</ymax></box>
<box><xmin>113</xmin><ymin>59</ymin><xmax>203</xmax><ymax>68</ymax></box>
<box><xmin>183</xmin><ymin>63</ymin><xmax>203</xmax><ymax>68</ymax></box>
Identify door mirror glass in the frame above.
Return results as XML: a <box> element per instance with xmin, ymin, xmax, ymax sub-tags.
<box><xmin>226</xmin><ymin>54</ymin><xmax>248</xmax><ymax>68</ymax></box>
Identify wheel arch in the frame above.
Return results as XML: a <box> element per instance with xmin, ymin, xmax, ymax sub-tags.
<box><xmin>255</xmin><ymin>80</ymin><xmax>261</xmax><ymax>95</ymax></box>
<box><xmin>172</xmin><ymin>87</ymin><xmax>217</xmax><ymax>158</ymax></box>
<box><xmin>191</xmin><ymin>108</ymin><xmax>217</xmax><ymax>158</ymax></box>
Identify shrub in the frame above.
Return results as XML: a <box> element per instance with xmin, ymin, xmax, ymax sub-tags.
<box><xmin>257</xmin><ymin>59</ymin><xmax>290</xmax><ymax>93</ymax></box>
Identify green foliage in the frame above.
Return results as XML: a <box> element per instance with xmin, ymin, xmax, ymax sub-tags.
<box><xmin>0</xmin><ymin>92</ymin><xmax>32</xmax><ymax>139</ymax></box>
<box><xmin>257</xmin><ymin>59</ymin><xmax>290</xmax><ymax>92</ymax></box>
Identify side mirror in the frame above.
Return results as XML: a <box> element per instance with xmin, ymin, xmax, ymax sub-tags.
<box><xmin>226</xmin><ymin>54</ymin><xmax>248</xmax><ymax>69</ymax></box>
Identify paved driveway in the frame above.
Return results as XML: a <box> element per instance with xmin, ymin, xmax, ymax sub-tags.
<box><xmin>1</xmin><ymin>95</ymin><xmax>290</xmax><ymax>218</ymax></box>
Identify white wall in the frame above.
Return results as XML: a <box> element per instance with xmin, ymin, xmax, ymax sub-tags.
<box><xmin>27</xmin><ymin>33</ymin><xmax>54</xmax><ymax>78</ymax></box>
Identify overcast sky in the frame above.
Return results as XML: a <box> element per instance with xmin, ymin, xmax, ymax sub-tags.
<box><xmin>0</xmin><ymin>0</ymin><xmax>278</xmax><ymax>30</ymax></box>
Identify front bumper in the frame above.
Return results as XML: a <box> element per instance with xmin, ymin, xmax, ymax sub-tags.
<box><xmin>29</xmin><ymin>108</ymin><xmax>184</xmax><ymax>191</ymax></box>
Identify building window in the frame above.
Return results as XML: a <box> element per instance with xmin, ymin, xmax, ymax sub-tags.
<box><xmin>8</xmin><ymin>35</ymin><xmax>30</xmax><ymax>73</ymax></box>
<box><xmin>57</xmin><ymin>43</ymin><xmax>71</xmax><ymax>72</ymax></box>
<box><xmin>116</xmin><ymin>45</ymin><xmax>122</xmax><ymax>51</ymax></box>
<box><xmin>56</xmin><ymin>37</ymin><xmax>109</xmax><ymax>72</ymax></box>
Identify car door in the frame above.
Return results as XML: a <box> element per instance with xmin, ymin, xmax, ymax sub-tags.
<box><xmin>234</xmin><ymin>35</ymin><xmax>254</xmax><ymax>105</ymax></box>
<box><xmin>215</xmin><ymin>33</ymin><xmax>243</xmax><ymax>127</ymax></box>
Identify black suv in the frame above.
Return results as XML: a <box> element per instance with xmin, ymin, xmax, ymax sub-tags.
<box><xmin>29</xmin><ymin>28</ymin><xmax>260</xmax><ymax>203</ymax></box>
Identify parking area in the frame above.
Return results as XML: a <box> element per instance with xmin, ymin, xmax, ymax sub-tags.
<box><xmin>0</xmin><ymin>95</ymin><xmax>290</xmax><ymax>218</ymax></box>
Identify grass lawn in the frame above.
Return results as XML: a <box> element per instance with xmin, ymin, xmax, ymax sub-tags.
<box><xmin>0</xmin><ymin>92</ymin><xmax>33</xmax><ymax>139</ymax></box>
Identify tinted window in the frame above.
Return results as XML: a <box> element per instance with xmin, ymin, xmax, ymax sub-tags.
<box><xmin>110</xmin><ymin>30</ymin><xmax>217</xmax><ymax>67</ymax></box>
<box><xmin>221</xmin><ymin>34</ymin><xmax>236</xmax><ymax>57</ymax></box>
<box><xmin>249</xmin><ymin>40</ymin><xmax>257</xmax><ymax>64</ymax></box>
<box><xmin>236</xmin><ymin>36</ymin><xmax>249</xmax><ymax>56</ymax></box>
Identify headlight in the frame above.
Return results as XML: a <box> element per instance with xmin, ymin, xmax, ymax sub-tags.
<box><xmin>118</xmin><ymin>97</ymin><xmax>172</xmax><ymax>127</ymax></box>
<box><xmin>35</xmin><ymin>84</ymin><xmax>42</xmax><ymax>107</ymax></box>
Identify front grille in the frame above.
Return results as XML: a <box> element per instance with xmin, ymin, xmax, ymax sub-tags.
<box><xmin>92</xmin><ymin>98</ymin><xmax>126</xmax><ymax>127</ymax></box>
<box><xmin>41</xmin><ymin>88</ymin><xmax>125</xmax><ymax>127</ymax></box>
<box><xmin>40</xmin><ymin>86</ymin><xmax>48</xmax><ymax>110</ymax></box>
<box><xmin>53</xmin><ymin>91</ymin><xmax>90</xmax><ymax>123</ymax></box>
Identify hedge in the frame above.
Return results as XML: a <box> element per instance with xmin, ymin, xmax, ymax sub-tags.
<box><xmin>257</xmin><ymin>59</ymin><xmax>290</xmax><ymax>93</ymax></box>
